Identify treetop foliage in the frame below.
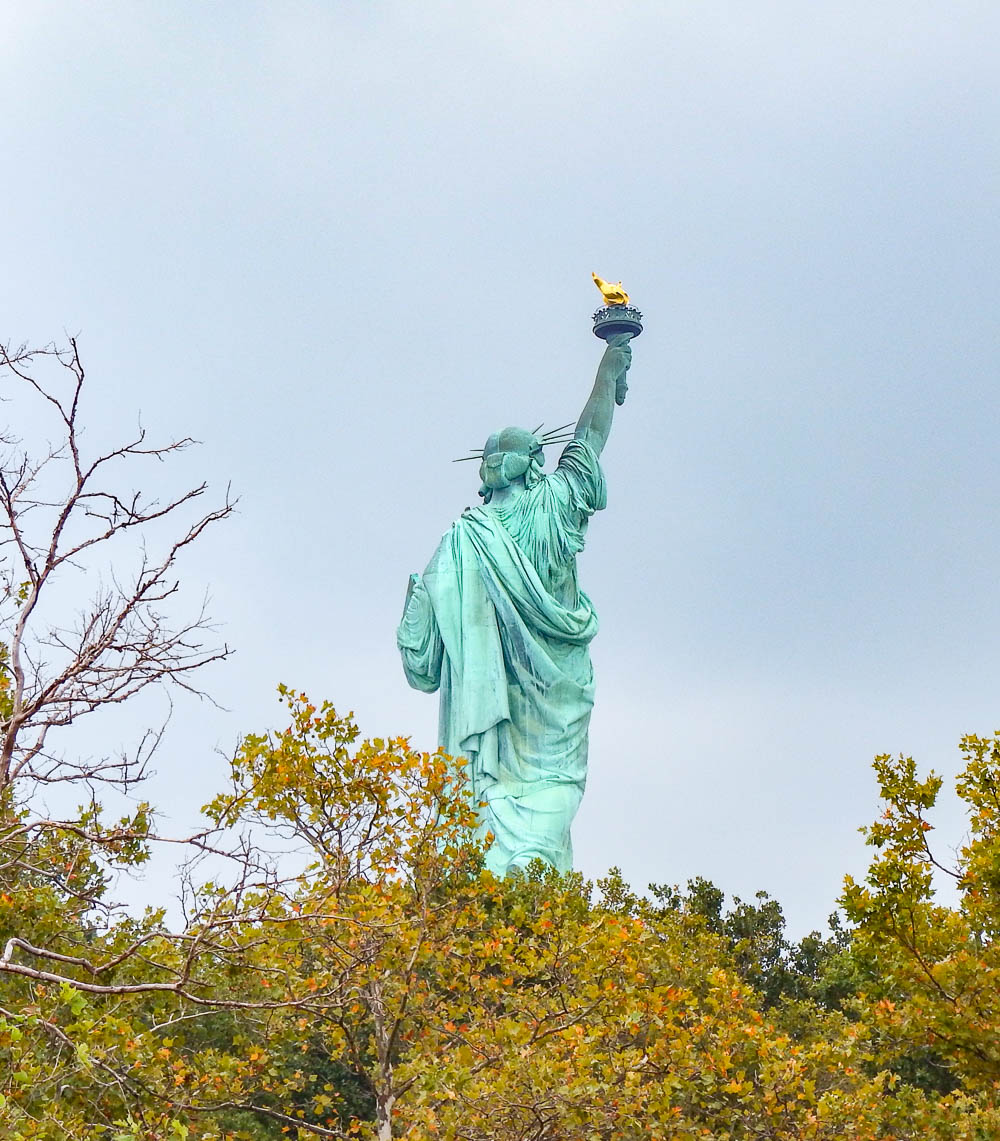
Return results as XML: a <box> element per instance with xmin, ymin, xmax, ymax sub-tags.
<box><xmin>6</xmin><ymin>691</ymin><xmax>1000</xmax><ymax>1138</ymax></box>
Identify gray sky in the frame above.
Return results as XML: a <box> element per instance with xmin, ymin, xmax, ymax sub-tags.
<box><xmin>4</xmin><ymin>1</ymin><xmax>1000</xmax><ymax>934</ymax></box>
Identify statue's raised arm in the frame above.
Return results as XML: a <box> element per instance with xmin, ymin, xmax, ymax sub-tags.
<box><xmin>574</xmin><ymin>334</ymin><xmax>633</xmax><ymax>457</ymax></box>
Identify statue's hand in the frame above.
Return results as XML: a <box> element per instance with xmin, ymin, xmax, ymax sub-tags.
<box><xmin>605</xmin><ymin>336</ymin><xmax>632</xmax><ymax>375</ymax></box>
<box><xmin>604</xmin><ymin>333</ymin><xmax>632</xmax><ymax>406</ymax></box>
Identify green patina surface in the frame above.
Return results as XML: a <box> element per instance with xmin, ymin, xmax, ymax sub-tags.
<box><xmin>397</xmin><ymin>334</ymin><xmax>633</xmax><ymax>875</ymax></box>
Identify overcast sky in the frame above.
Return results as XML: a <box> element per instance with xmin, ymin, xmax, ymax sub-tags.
<box><xmin>4</xmin><ymin>1</ymin><xmax>1000</xmax><ymax>934</ymax></box>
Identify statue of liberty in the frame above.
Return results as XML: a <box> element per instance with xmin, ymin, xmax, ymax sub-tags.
<box><xmin>397</xmin><ymin>281</ymin><xmax>639</xmax><ymax>876</ymax></box>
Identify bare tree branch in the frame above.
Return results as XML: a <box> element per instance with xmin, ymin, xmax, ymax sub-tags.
<box><xmin>0</xmin><ymin>337</ymin><xmax>234</xmax><ymax>794</ymax></box>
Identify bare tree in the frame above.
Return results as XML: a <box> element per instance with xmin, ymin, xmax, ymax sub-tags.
<box><xmin>0</xmin><ymin>337</ymin><xmax>234</xmax><ymax>799</ymax></box>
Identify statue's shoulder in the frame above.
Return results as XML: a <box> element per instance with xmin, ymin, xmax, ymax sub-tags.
<box><xmin>555</xmin><ymin>437</ymin><xmax>602</xmax><ymax>470</ymax></box>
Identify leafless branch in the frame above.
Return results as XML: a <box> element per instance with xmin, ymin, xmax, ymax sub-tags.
<box><xmin>0</xmin><ymin>337</ymin><xmax>235</xmax><ymax>795</ymax></box>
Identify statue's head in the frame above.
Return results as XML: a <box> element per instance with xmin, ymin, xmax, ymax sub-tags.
<box><xmin>478</xmin><ymin>426</ymin><xmax>544</xmax><ymax>502</ymax></box>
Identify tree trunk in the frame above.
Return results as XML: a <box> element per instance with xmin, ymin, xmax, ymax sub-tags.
<box><xmin>376</xmin><ymin>1089</ymin><xmax>395</xmax><ymax>1141</ymax></box>
<box><xmin>368</xmin><ymin>977</ymin><xmax>395</xmax><ymax>1140</ymax></box>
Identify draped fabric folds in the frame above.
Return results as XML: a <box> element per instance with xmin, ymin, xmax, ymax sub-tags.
<box><xmin>397</xmin><ymin>440</ymin><xmax>606</xmax><ymax>875</ymax></box>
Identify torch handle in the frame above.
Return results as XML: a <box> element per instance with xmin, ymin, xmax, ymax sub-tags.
<box><xmin>615</xmin><ymin>376</ymin><xmax>628</xmax><ymax>406</ymax></box>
